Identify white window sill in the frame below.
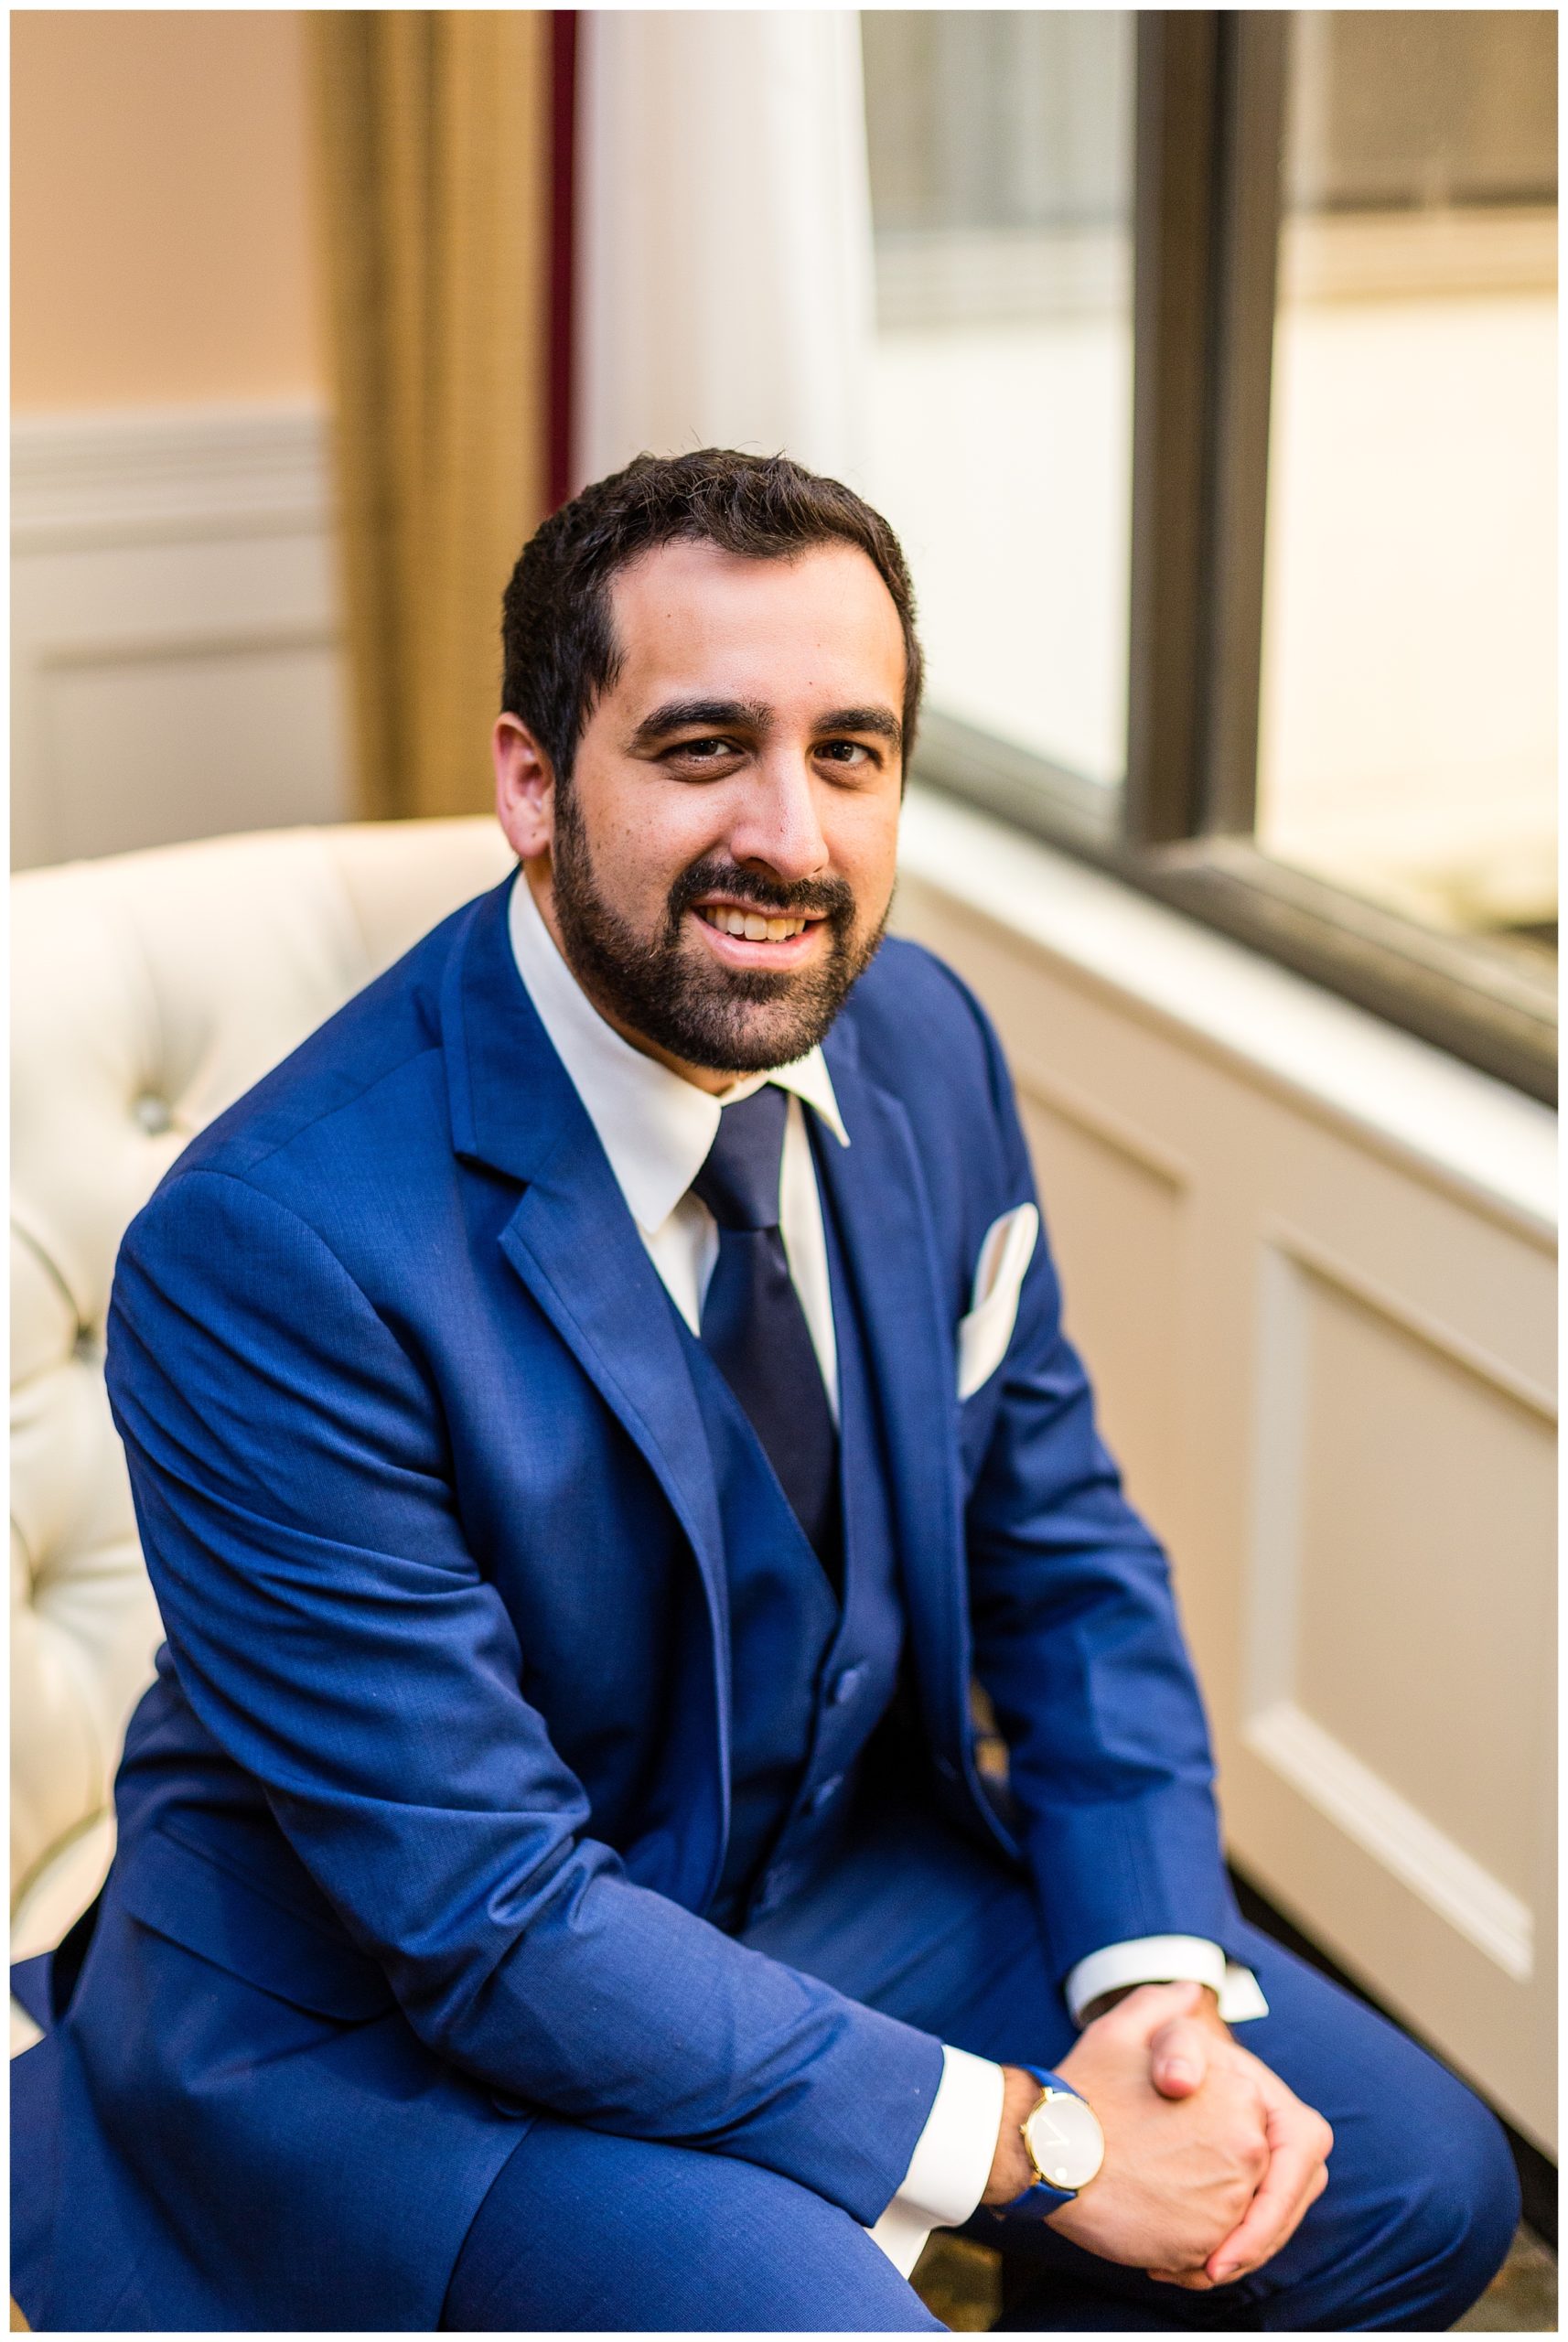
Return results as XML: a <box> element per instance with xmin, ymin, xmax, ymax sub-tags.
<box><xmin>897</xmin><ymin>785</ymin><xmax>1555</xmax><ymax>1241</ymax></box>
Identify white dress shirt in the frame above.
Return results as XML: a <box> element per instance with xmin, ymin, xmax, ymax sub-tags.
<box><xmin>507</xmin><ymin>870</ymin><xmax>1263</xmax><ymax>2275</ymax></box>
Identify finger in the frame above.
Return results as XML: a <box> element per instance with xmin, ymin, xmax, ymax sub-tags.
<box><xmin>1102</xmin><ymin>1978</ymin><xmax>1207</xmax><ymax>2042</ymax></box>
<box><xmin>1200</xmin><ymin>2051</ymin><xmax>1333</xmax><ymax>2283</ymax></box>
<box><xmin>1148</xmin><ymin>2269</ymin><xmax>1218</xmax><ymax>2290</ymax></box>
<box><xmin>1146</xmin><ymin>2014</ymin><xmax>1212</xmax><ymax>2099</ymax></box>
<box><xmin>1206</xmin><ymin>2125</ymin><xmax>1330</xmax><ymax>2282</ymax></box>
<box><xmin>1210</xmin><ymin>2158</ymin><xmax>1327</xmax><ymax>2280</ymax></box>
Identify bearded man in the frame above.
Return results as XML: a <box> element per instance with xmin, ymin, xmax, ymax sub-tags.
<box><xmin>11</xmin><ymin>451</ymin><xmax>1516</xmax><ymax>2333</ymax></box>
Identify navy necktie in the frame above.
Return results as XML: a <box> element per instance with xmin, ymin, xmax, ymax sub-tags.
<box><xmin>691</xmin><ymin>1085</ymin><xmax>841</xmax><ymax>1585</ymax></box>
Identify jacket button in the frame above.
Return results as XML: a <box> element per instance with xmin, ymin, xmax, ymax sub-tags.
<box><xmin>830</xmin><ymin>1665</ymin><xmax>865</xmax><ymax>1706</ymax></box>
<box><xmin>752</xmin><ymin>1864</ymin><xmax>791</xmax><ymax>1917</ymax></box>
<box><xmin>809</xmin><ymin>1774</ymin><xmax>843</xmax><ymax>1814</ymax></box>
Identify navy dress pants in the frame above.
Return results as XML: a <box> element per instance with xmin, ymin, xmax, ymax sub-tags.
<box><xmin>442</xmin><ymin>1790</ymin><xmax>1519</xmax><ymax>2332</ymax></box>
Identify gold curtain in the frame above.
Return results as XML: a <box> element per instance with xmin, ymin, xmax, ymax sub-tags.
<box><xmin>308</xmin><ymin>11</ymin><xmax>552</xmax><ymax>820</ymax></box>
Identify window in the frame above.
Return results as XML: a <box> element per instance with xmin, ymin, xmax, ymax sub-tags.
<box><xmin>1258</xmin><ymin>15</ymin><xmax>1556</xmax><ymax>954</ymax></box>
<box><xmin>862</xmin><ymin>11</ymin><xmax>1556</xmax><ymax>1101</ymax></box>
<box><xmin>862</xmin><ymin>12</ymin><xmax>1135</xmax><ymax>804</ymax></box>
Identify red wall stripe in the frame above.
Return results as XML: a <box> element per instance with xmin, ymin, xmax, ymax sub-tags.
<box><xmin>546</xmin><ymin>10</ymin><xmax>579</xmax><ymax>513</ymax></box>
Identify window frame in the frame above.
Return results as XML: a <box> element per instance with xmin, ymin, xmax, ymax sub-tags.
<box><xmin>905</xmin><ymin>9</ymin><xmax>1556</xmax><ymax>1106</ymax></box>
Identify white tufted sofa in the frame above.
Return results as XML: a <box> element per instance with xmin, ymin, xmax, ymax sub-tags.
<box><xmin>11</xmin><ymin>816</ymin><xmax>515</xmax><ymax>2053</ymax></box>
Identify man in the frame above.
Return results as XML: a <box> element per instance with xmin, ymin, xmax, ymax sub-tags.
<box><xmin>13</xmin><ymin>452</ymin><xmax>1517</xmax><ymax>2332</ymax></box>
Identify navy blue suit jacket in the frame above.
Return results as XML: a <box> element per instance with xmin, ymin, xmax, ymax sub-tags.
<box><xmin>16</xmin><ymin>873</ymin><xmax>1239</xmax><ymax>2330</ymax></box>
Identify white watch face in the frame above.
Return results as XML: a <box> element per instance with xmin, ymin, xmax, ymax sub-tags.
<box><xmin>1025</xmin><ymin>2089</ymin><xmax>1106</xmax><ymax>2193</ymax></box>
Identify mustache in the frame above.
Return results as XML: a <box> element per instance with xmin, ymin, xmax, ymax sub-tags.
<box><xmin>666</xmin><ymin>856</ymin><xmax>856</xmax><ymax>929</ymax></box>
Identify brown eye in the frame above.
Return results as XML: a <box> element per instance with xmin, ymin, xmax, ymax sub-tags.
<box><xmin>666</xmin><ymin>737</ymin><xmax>736</xmax><ymax>762</ymax></box>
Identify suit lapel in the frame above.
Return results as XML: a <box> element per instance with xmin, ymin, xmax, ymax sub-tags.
<box><xmin>817</xmin><ymin>1024</ymin><xmax>972</xmax><ymax>1771</ymax></box>
<box><xmin>497</xmin><ymin>1168</ymin><xmax>727</xmax><ymax>1644</ymax></box>
<box><xmin>440</xmin><ymin>881</ymin><xmax>732</xmax><ymax>1806</ymax></box>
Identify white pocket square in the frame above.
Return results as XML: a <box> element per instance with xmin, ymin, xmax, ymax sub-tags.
<box><xmin>956</xmin><ymin>1202</ymin><xmax>1039</xmax><ymax>1401</ymax></box>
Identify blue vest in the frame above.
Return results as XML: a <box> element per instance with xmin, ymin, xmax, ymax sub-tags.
<box><xmin>681</xmin><ymin>1154</ymin><xmax>908</xmax><ymax>1931</ymax></box>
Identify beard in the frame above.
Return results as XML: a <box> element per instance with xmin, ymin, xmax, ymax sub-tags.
<box><xmin>549</xmin><ymin>791</ymin><xmax>888</xmax><ymax>1073</ymax></box>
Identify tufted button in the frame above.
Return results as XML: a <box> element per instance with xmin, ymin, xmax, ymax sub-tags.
<box><xmin>829</xmin><ymin>1663</ymin><xmax>866</xmax><ymax>1707</ymax></box>
<box><xmin>132</xmin><ymin>1093</ymin><xmax>173</xmax><ymax>1135</ymax></box>
<box><xmin>808</xmin><ymin>1773</ymin><xmax>843</xmax><ymax>1815</ymax></box>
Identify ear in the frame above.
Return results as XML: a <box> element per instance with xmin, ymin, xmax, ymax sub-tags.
<box><xmin>493</xmin><ymin>714</ymin><xmax>557</xmax><ymax>861</ymax></box>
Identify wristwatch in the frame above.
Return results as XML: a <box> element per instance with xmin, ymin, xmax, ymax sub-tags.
<box><xmin>1006</xmin><ymin>2065</ymin><xmax>1106</xmax><ymax>2211</ymax></box>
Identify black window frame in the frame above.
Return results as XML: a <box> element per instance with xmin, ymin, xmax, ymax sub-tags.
<box><xmin>906</xmin><ymin>10</ymin><xmax>1557</xmax><ymax>1106</ymax></box>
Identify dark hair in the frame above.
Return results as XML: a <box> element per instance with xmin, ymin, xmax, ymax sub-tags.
<box><xmin>500</xmin><ymin>448</ymin><xmax>923</xmax><ymax>785</ymax></box>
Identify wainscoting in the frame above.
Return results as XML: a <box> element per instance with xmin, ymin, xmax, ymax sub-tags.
<box><xmin>11</xmin><ymin>403</ymin><xmax>350</xmax><ymax>871</ymax></box>
<box><xmin>895</xmin><ymin>785</ymin><xmax>1556</xmax><ymax>2154</ymax></box>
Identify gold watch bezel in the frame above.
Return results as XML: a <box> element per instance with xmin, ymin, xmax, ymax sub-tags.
<box><xmin>1021</xmin><ymin>2082</ymin><xmax>1104</xmax><ymax>2196</ymax></box>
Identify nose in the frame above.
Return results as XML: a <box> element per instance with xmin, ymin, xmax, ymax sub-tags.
<box><xmin>725</xmin><ymin>751</ymin><xmax>831</xmax><ymax>885</ymax></box>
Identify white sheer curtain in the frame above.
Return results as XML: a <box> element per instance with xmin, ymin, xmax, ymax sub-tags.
<box><xmin>574</xmin><ymin>10</ymin><xmax>875</xmax><ymax>491</ymax></box>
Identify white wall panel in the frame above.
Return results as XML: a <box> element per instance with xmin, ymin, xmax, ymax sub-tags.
<box><xmin>1013</xmin><ymin>1089</ymin><xmax>1190</xmax><ymax>1558</ymax></box>
<box><xmin>1251</xmin><ymin>1250</ymin><xmax>1551</xmax><ymax>1905</ymax></box>
<box><xmin>12</xmin><ymin>405</ymin><xmax>350</xmax><ymax>871</ymax></box>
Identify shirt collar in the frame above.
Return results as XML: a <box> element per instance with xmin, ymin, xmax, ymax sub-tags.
<box><xmin>507</xmin><ymin>868</ymin><xmax>849</xmax><ymax>1237</ymax></box>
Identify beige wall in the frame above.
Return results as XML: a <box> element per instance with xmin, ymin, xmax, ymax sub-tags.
<box><xmin>12</xmin><ymin>10</ymin><xmax>322</xmax><ymax>412</ymax></box>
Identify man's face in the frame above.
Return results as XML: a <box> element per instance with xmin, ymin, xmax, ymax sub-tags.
<box><xmin>495</xmin><ymin>537</ymin><xmax>908</xmax><ymax>1087</ymax></box>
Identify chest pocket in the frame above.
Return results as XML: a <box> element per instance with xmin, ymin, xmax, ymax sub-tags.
<box><xmin>957</xmin><ymin>1202</ymin><xmax>1038</xmax><ymax>1482</ymax></box>
<box><xmin>956</xmin><ymin>1204</ymin><xmax>1038</xmax><ymax>1402</ymax></box>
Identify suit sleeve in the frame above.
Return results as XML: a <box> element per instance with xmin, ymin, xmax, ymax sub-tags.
<box><xmin>105</xmin><ymin>1165</ymin><xmax>942</xmax><ymax>2224</ymax></box>
<box><xmin>951</xmin><ymin>994</ymin><xmax>1245</xmax><ymax>1984</ymax></box>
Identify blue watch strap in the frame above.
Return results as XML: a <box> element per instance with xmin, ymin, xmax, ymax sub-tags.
<box><xmin>1004</xmin><ymin>2065</ymin><xmax>1081</xmax><ymax>2212</ymax></box>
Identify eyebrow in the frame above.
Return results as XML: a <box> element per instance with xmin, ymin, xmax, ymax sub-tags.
<box><xmin>818</xmin><ymin>705</ymin><xmax>903</xmax><ymax>751</ymax></box>
<box><xmin>627</xmin><ymin>699</ymin><xmax>771</xmax><ymax>751</ymax></box>
<box><xmin>627</xmin><ymin>698</ymin><xmax>903</xmax><ymax>754</ymax></box>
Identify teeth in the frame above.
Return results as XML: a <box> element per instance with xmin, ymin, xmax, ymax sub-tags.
<box><xmin>702</xmin><ymin>907</ymin><xmax>807</xmax><ymax>940</ymax></box>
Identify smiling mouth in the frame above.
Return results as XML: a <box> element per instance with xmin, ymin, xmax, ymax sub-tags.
<box><xmin>694</xmin><ymin>903</ymin><xmax>818</xmax><ymax>942</ymax></box>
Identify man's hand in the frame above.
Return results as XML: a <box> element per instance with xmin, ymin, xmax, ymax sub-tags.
<box><xmin>982</xmin><ymin>1983</ymin><xmax>1277</xmax><ymax>2277</ymax></box>
<box><xmin>982</xmin><ymin>1983</ymin><xmax>1334</xmax><ymax>2290</ymax></box>
<box><xmin>1116</xmin><ymin>1984</ymin><xmax>1334</xmax><ymax>2291</ymax></box>
<box><xmin>1147</xmin><ymin>2040</ymin><xmax>1334</xmax><ymax>2287</ymax></box>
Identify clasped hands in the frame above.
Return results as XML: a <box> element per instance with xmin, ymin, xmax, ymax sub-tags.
<box><xmin>983</xmin><ymin>1982</ymin><xmax>1334</xmax><ymax>2290</ymax></box>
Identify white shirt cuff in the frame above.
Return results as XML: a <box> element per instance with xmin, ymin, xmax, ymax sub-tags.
<box><xmin>1065</xmin><ymin>1936</ymin><xmax>1270</xmax><ymax>2025</ymax></box>
<box><xmin>865</xmin><ymin>2043</ymin><xmax>1004</xmax><ymax>2275</ymax></box>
